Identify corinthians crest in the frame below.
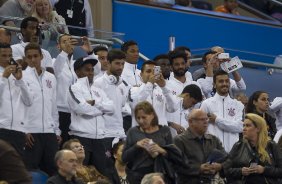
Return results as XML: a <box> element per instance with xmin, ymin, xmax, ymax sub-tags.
<box><xmin>228</xmin><ymin>108</ymin><xmax>236</xmax><ymax>116</ymax></box>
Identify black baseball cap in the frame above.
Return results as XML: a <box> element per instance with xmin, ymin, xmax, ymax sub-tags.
<box><xmin>74</xmin><ymin>56</ymin><xmax>98</xmax><ymax>71</ymax></box>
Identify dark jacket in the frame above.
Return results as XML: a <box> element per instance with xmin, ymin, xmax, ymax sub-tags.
<box><xmin>174</xmin><ymin>129</ymin><xmax>227</xmax><ymax>184</ymax></box>
<box><xmin>46</xmin><ymin>174</ymin><xmax>84</xmax><ymax>184</ymax></box>
<box><xmin>223</xmin><ymin>139</ymin><xmax>282</xmax><ymax>184</ymax></box>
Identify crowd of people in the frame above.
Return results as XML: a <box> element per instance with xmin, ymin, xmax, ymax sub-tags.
<box><xmin>0</xmin><ymin>1</ymin><xmax>282</xmax><ymax>184</ymax></box>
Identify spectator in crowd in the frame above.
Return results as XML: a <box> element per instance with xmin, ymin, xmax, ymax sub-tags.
<box><xmin>235</xmin><ymin>92</ymin><xmax>248</xmax><ymax>108</ymax></box>
<box><xmin>129</xmin><ymin>60</ymin><xmax>178</xmax><ymax>127</ymax></box>
<box><xmin>67</xmin><ymin>56</ymin><xmax>115</xmax><ymax>180</ymax></box>
<box><xmin>0</xmin><ymin>28</ymin><xmax>11</xmax><ymax>44</ymax></box>
<box><xmin>11</xmin><ymin>16</ymin><xmax>54</xmax><ymax>72</ymax></box>
<box><xmin>112</xmin><ymin>139</ymin><xmax>129</xmax><ymax>184</ymax></box>
<box><xmin>95</xmin><ymin>49</ymin><xmax>127</xmax><ymax>147</ymax></box>
<box><xmin>0</xmin><ymin>43</ymin><xmax>33</xmax><ymax>157</ymax></box>
<box><xmin>141</xmin><ymin>173</ymin><xmax>166</xmax><ymax>184</ymax></box>
<box><xmin>122</xmin><ymin>101</ymin><xmax>174</xmax><ymax>184</ymax></box>
<box><xmin>0</xmin><ymin>0</ymin><xmax>35</xmax><ymax>27</ymax></box>
<box><xmin>197</xmin><ymin>50</ymin><xmax>246</xmax><ymax>98</ymax></box>
<box><xmin>174</xmin><ymin>109</ymin><xmax>226</xmax><ymax>184</ymax></box>
<box><xmin>62</xmin><ymin>139</ymin><xmax>107</xmax><ymax>183</ymax></box>
<box><xmin>47</xmin><ymin>150</ymin><xmax>84</xmax><ymax>184</ymax></box>
<box><xmin>215</xmin><ymin>0</ymin><xmax>240</xmax><ymax>15</ymax></box>
<box><xmin>175</xmin><ymin>0</ymin><xmax>192</xmax><ymax>7</ymax></box>
<box><xmin>55</xmin><ymin>0</ymin><xmax>94</xmax><ymax>37</ymax></box>
<box><xmin>54</xmin><ymin>34</ymin><xmax>100</xmax><ymax>145</ymax></box>
<box><xmin>32</xmin><ymin>0</ymin><xmax>69</xmax><ymax>52</ymax></box>
<box><xmin>121</xmin><ymin>40</ymin><xmax>142</xmax><ymax>87</ymax></box>
<box><xmin>200</xmin><ymin>70</ymin><xmax>244</xmax><ymax>152</ymax></box>
<box><xmin>223</xmin><ymin>113</ymin><xmax>282</xmax><ymax>183</ymax></box>
<box><xmin>246</xmin><ymin>91</ymin><xmax>277</xmax><ymax>139</ymax></box>
<box><xmin>23</xmin><ymin>43</ymin><xmax>61</xmax><ymax>176</ymax></box>
<box><xmin>153</xmin><ymin>54</ymin><xmax>171</xmax><ymax>80</ymax></box>
<box><xmin>53</xmin><ymin>33</ymin><xmax>77</xmax><ymax>146</ymax></box>
<box><xmin>93</xmin><ymin>45</ymin><xmax>109</xmax><ymax>79</ymax></box>
<box><xmin>166</xmin><ymin>49</ymin><xmax>202</xmax><ymax>134</ymax></box>
<box><xmin>270</xmin><ymin>97</ymin><xmax>282</xmax><ymax>131</ymax></box>
<box><xmin>0</xmin><ymin>139</ymin><xmax>32</xmax><ymax>184</ymax></box>
<box><xmin>171</xmin><ymin>84</ymin><xmax>203</xmax><ymax>134</ymax></box>
<box><xmin>120</xmin><ymin>40</ymin><xmax>142</xmax><ymax>132</ymax></box>
<box><xmin>169</xmin><ymin>47</ymin><xmax>193</xmax><ymax>82</ymax></box>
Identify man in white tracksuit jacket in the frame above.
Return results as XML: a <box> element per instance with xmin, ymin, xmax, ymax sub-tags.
<box><xmin>200</xmin><ymin>70</ymin><xmax>244</xmax><ymax>152</ymax></box>
<box><xmin>22</xmin><ymin>43</ymin><xmax>60</xmax><ymax>176</ymax></box>
<box><xmin>68</xmin><ymin>56</ymin><xmax>115</xmax><ymax>180</ymax></box>
<box><xmin>0</xmin><ymin>43</ymin><xmax>33</xmax><ymax>157</ymax></box>
<box><xmin>129</xmin><ymin>61</ymin><xmax>179</xmax><ymax>126</ymax></box>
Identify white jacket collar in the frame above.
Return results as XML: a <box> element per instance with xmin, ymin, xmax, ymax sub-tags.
<box><xmin>124</xmin><ymin>62</ymin><xmax>137</xmax><ymax>72</ymax></box>
<box><xmin>26</xmin><ymin>66</ymin><xmax>45</xmax><ymax>77</ymax></box>
<box><xmin>214</xmin><ymin>93</ymin><xmax>230</xmax><ymax>100</ymax></box>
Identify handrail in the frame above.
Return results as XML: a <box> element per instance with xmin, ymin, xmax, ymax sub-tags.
<box><xmin>269</xmin><ymin>0</ymin><xmax>282</xmax><ymax>6</ymax></box>
<box><xmin>0</xmin><ymin>25</ymin><xmax>114</xmax><ymax>46</ymax></box>
<box><xmin>190</xmin><ymin>57</ymin><xmax>282</xmax><ymax>70</ymax></box>
<box><xmin>237</xmin><ymin>1</ymin><xmax>279</xmax><ymax>22</ymax></box>
<box><xmin>1</xmin><ymin>23</ymin><xmax>280</xmax><ymax>70</ymax></box>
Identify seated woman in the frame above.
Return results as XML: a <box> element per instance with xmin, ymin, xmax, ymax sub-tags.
<box><xmin>223</xmin><ymin>113</ymin><xmax>282</xmax><ymax>184</ymax></box>
<box><xmin>122</xmin><ymin>101</ymin><xmax>183</xmax><ymax>184</ymax></box>
<box><xmin>112</xmin><ymin>139</ymin><xmax>129</xmax><ymax>184</ymax></box>
<box><xmin>62</xmin><ymin>139</ymin><xmax>107</xmax><ymax>184</ymax></box>
<box><xmin>246</xmin><ymin>91</ymin><xmax>277</xmax><ymax>139</ymax></box>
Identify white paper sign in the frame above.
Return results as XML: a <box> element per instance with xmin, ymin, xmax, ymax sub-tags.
<box><xmin>220</xmin><ymin>56</ymin><xmax>243</xmax><ymax>73</ymax></box>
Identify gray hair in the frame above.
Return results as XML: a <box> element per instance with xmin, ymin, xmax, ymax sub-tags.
<box><xmin>141</xmin><ymin>173</ymin><xmax>165</xmax><ymax>184</ymax></box>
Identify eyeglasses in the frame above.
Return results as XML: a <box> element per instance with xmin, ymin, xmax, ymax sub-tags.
<box><xmin>71</xmin><ymin>145</ymin><xmax>84</xmax><ymax>150</ymax></box>
<box><xmin>192</xmin><ymin>118</ymin><xmax>209</xmax><ymax>122</ymax></box>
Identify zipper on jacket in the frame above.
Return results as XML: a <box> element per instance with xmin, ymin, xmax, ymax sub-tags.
<box><xmin>222</xmin><ymin>98</ymin><xmax>225</xmax><ymax>146</ymax></box>
<box><xmin>35</xmin><ymin>71</ymin><xmax>45</xmax><ymax>133</ymax></box>
<box><xmin>68</xmin><ymin>60</ymin><xmax>75</xmax><ymax>84</ymax></box>
<box><xmin>8</xmin><ymin>80</ymin><xmax>14</xmax><ymax>129</ymax></box>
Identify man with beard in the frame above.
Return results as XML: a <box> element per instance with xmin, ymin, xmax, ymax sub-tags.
<box><xmin>153</xmin><ymin>54</ymin><xmax>171</xmax><ymax>80</ymax></box>
<box><xmin>166</xmin><ymin>50</ymin><xmax>202</xmax><ymax>136</ymax></box>
<box><xmin>11</xmin><ymin>17</ymin><xmax>54</xmax><ymax>73</ymax></box>
<box><xmin>94</xmin><ymin>49</ymin><xmax>127</xmax><ymax>180</ymax></box>
<box><xmin>0</xmin><ymin>0</ymin><xmax>35</xmax><ymax>27</ymax></box>
<box><xmin>200</xmin><ymin>70</ymin><xmax>244</xmax><ymax>152</ymax></box>
<box><xmin>197</xmin><ymin>50</ymin><xmax>246</xmax><ymax>98</ymax></box>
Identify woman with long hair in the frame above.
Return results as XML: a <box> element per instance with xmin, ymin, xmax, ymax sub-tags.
<box><xmin>246</xmin><ymin>91</ymin><xmax>277</xmax><ymax>139</ymax></box>
<box><xmin>223</xmin><ymin>113</ymin><xmax>282</xmax><ymax>184</ymax></box>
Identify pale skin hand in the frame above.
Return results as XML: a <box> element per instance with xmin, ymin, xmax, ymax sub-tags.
<box><xmin>205</xmin><ymin>59</ymin><xmax>213</xmax><ymax>77</ymax></box>
<box><xmin>155</xmin><ymin>73</ymin><xmax>166</xmax><ymax>88</ymax></box>
<box><xmin>148</xmin><ymin>143</ymin><xmax>167</xmax><ymax>156</ymax></box>
<box><xmin>80</xmin><ymin>36</ymin><xmax>92</xmax><ymax>53</ymax></box>
<box><xmin>2</xmin><ymin>65</ymin><xmax>22</xmax><ymax>80</ymax></box>
<box><xmin>200</xmin><ymin>163</ymin><xmax>215</xmax><ymax>174</ymax></box>
<box><xmin>136</xmin><ymin>138</ymin><xmax>151</xmax><ymax>149</ymax></box>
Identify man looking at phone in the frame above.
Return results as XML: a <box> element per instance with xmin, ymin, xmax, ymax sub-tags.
<box><xmin>174</xmin><ymin>109</ymin><xmax>225</xmax><ymax>184</ymax></box>
<box><xmin>11</xmin><ymin>16</ymin><xmax>54</xmax><ymax>73</ymax></box>
<box><xmin>0</xmin><ymin>43</ymin><xmax>33</xmax><ymax>157</ymax></box>
<box><xmin>129</xmin><ymin>60</ymin><xmax>178</xmax><ymax>126</ymax></box>
<box><xmin>166</xmin><ymin>50</ymin><xmax>203</xmax><ymax>135</ymax></box>
<box><xmin>197</xmin><ymin>50</ymin><xmax>246</xmax><ymax>98</ymax></box>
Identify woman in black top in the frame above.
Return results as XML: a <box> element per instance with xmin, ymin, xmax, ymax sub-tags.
<box><xmin>246</xmin><ymin>91</ymin><xmax>276</xmax><ymax>139</ymax></box>
<box><xmin>223</xmin><ymin>113</ymin><xmax>282</xmax><ymax>184</ymax></box>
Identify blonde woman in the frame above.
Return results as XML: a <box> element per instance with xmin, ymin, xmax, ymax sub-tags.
<box><xmin>32</xmin><ymin>0</ymin><xmax>68</xmax><ymax>50</ymax></box>
<box><xmin>223</xmin><ymin>113</ymin><xmax>282</xmax><ymax>184</ymax></box>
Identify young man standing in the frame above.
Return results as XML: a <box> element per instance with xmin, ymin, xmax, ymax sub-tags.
<box><xmin>200</xmin><ymin>70</ymin><xmax>244</xmax><ymax>152</ymax></box>
<box><xmin>23</xmin><ymin>43</ymin><xmax>60</xmax><ymax>176</ymax></box>
<box><xmin>0</xmin><ymin>43</ymin><xmax>33</xmax><ymax>157</ymax></box>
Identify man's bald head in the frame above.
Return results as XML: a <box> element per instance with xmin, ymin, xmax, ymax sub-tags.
<box><xmin>0</xmin><ymin>28</ymin><xmax>11</xmax><ymax>44</ymax></box>
<box><xmin>188</xmin><ymin>109</ymin><xmax>209</xmax><ymax>135</ymax></box>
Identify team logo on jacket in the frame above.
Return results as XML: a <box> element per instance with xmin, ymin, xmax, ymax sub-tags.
<box><xmin>46</xmin><ymin>80</ymin><xmax>52</xmax><ymax>88</ymax></box>
<box><xmin>228</xmin><ymin>108</ymin><xmax>235</xmax><ymax>117</ymax></box>
<box><xmin>172</xmin><ymin>91</ymin><xmax>176</xmax><ymax>95</ymax></box>
<box><xmin>93</xmin><ymin>91</ymin><xmax>100</xmax><ymax>98</ymax></box>
<box><xmin>156</xmin><ymin>94</ymin><xmax>163</xmax><ymax>102</ymax></box>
